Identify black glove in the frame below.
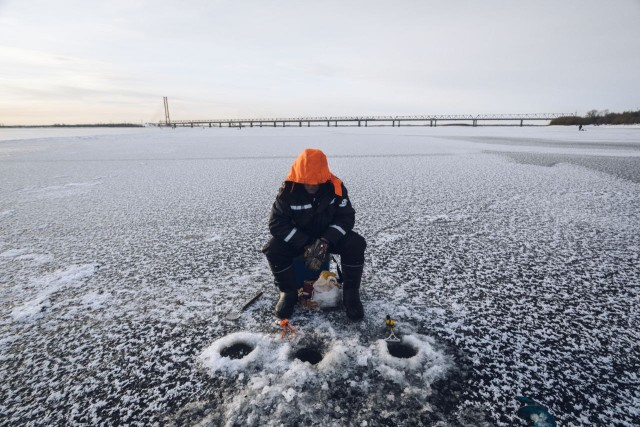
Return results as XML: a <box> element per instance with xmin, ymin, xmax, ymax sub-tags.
<box><xmin>304</xmin><ymin>238</ymin><xmax>329</xmax><ymax>271</ymax></box>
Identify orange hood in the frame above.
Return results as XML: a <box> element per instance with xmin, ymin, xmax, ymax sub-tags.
<box><xmin>285</xmin><ymin>148</ymin><xmax>343</xmax><ymax>197</ymax></box>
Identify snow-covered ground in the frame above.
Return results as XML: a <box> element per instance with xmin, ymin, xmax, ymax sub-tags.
<box><xmin>1</xmin><ymin>126</ymin><xmax>638</xmax><ymax>426</ymax></box>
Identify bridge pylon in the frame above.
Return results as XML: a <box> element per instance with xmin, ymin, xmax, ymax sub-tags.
<box><xmin>163</xmin><ymin>97</ymin><xmax>171</xmax><ymax>126</ymax></box>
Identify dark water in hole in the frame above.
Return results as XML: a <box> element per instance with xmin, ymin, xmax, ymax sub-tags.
<box><xmin>220</xmin><ymin>343</ymin><xmax>254</xmax><ymax>359</ymax></box>
<box><xmin>387</xmin><ymin>342</ymin><xmax>418</xmax><ymax>358</ymax></box>
<box><xmin>294</xmin><ymin>347</ymin><xmax>324</xmax><ymax>365</ymax></box>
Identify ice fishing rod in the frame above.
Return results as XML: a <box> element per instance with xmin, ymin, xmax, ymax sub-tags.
<box><xmin>225</xmin><ymin>290</ymin><xmax>264</xmax><ymax>320</ymax></box>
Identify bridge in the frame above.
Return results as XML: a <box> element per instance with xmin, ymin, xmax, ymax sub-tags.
<box><xmin>153</xmin><ymin>113</ymin><xmax>572</xmax><ymax>128</ymax></box>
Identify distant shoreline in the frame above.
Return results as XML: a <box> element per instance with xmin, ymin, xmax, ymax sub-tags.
<box><xmin>0</xmin><ymin>124</ymin><xmax>145</xmax><ymax>128</ymax></box>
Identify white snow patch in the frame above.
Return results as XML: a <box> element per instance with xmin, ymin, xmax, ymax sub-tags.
<box><xmin>22</xmin><ymin>181</ymin><xmax>101</xmax><ymax>200</ymax></box>
<box><xmin>14</xmin><ymin>253</ymin><xmax>54</xmax><ymax>264</ymax></box>
<box><xmin>205</xmin><ymin>226</ymin><xmax>225</xmax><ymax>242</ymax></box>
<box><xmin>10</xmin><ymin>263</ymin><xmax>98</xmax><ymax>322</ymax></box>
<box><xmin>375</xmin><ymin>232</ymin><xmax>403</xmax><ymax>245</ymax></box>
<box><xmin>425</xmin><ymin>214</ymin><xmax>451</xmax><ymax>223</ymax></box>
<box><xmin>282</xmin><ymin>387</ymin><xmax>296</xmax><ymax>403</ymax></box>
<box><xmin>0</xmin><ymin>248</ymin><xmax>30</xmax><ymax>258</ymax></box>
<box><xmin>78</xmin><ymin>291</ymin><xmax>112</xmax><ymax>310</ymax></box>
<box><xmin>0</xmin><ymin>335</ymin><xmax>19</xmax><ymax>351</ymax></box>
<box><xmin>199</xmin><ymin>332</ymin><xmax>278</xmax><ymax>373</ymax></box>
<box><xmin>375</xmin><ymin>334</ymin><xmax>450</xmax><ymax>384</ymax></box>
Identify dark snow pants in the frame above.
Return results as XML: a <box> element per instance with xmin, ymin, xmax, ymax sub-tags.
<box><xmin>262</xmin><ymin>231</ymin><xmax>366</xmax><ymax>274</ymax></box>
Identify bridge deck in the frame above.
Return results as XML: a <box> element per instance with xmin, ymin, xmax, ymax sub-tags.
<box><xmin>154</xmin><ymin>113</ymin><xmax>572</xmax><ymax>127</ymax></box>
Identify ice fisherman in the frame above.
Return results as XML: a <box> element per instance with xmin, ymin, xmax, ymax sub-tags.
<box><xmin>262</xmin><ymin>148</ymin><xmax>366</xmax><ymax>321</ymax></box>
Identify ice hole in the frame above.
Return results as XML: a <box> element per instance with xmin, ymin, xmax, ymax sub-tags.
<box><xmin>387</xmin><ymin>341</ymin><xmax>418</xmax><ymax>359</ymax></box>
<box><xmin>294</xmin><ymin>347</ymin><xmax>324</xmax><ymax>365</ymax></box>
<box><xmin>220</xmin><ymin>342</ymin><xmax>254</xmax><ymax>360</ymax></box>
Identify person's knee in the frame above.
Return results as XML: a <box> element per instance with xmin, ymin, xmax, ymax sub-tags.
<box><xmin>262</xmin><ymin>238</ymin><xmax>283</xmax><ymax>263</ymax></box>
<box><xmin>358</xmin><ymin>233</ymin><xmax>367</xmax><ymax>251</ymax></box>
<box><xmin>263</xmin><ymin>237</ymin><xmax>297</xmax><ymax>271</ymax></box>
<box><xmin>350</xmin><ymin>232</ymin><xmax>366</xmax><ymax>254</ymax></box>
<box><xmin>261</xmin><ymin>237</ymin><xmax>275</xmax><ymax>255</ymax></box>
<box><xmin>341</xmin><ymin>232</ymin><xmax>366</xmax><ymax>264</ymax></box>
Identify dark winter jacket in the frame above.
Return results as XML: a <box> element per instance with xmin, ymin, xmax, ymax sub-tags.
<box><xmin>268</xmin><ymin>181</ymin><xmax>356</xmax><ymax>250</ymax></box>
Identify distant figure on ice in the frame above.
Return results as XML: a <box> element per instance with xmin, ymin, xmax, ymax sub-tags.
<box><xmin>262</xmin><ymin>148</ymin><xmax>366</xmax><ymax>320</ymax></box>
<box><xmin>578</xmin><ymin>124</ymin><xmax>583</xmax><ymax>131</ymax></box>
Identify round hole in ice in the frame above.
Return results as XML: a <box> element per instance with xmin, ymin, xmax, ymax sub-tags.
<box><xmin>294</xmin><ymin>347</ymin><xmax>324</xmax><ymax>365</ymax></box>
<box><xmin>220</xmin><ymin>342</ymin><xmax>254</xmax><ymax>360</ymax></box>
<box><xmin>386</xmin><ymin>341</ymin><xmax>418</xmax><ymax>359</ymax></box>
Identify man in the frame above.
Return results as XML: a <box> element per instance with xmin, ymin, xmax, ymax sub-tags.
<box><xmin>262</xmin><ymin>148</ymin><xmax>366</xmax><ymax>321</ymax></box>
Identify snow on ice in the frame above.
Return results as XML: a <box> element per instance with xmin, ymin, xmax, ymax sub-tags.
<box><xmin>0</xmin><ymin>125</ymin><xmax>639</xmax><ymax>426</ymax></box>
<box><xmin>197</xmin><ymin>322</ymin><xmax>450</xmax><ymax>426</ymax></box>
<box><xmin>10</xmin><ymin>264</ymin><xmax>97</xmax><ymax>322</ymax></box>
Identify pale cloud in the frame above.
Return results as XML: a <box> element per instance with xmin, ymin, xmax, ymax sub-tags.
<box><xmin>0</xmin><ymin>46</ymin><xmax>118</xmax><ymax>94</ymax></box>
<box><xmin>0</xmin><ymin>46</ymin><xmax>158</xmax><ymax>124</ymax></box>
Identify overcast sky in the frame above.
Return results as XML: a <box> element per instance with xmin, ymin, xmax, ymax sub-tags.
<box><xmin>1</xmin><ymin>0</ymin><xmax>639</xmax><ymax>125</ymax></box>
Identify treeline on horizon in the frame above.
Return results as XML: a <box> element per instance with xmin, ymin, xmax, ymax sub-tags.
<box><xmin>0</xmin><ymin>123</ymin><xmax>144</xmax><ymax>128</ymax></box>
<box><xmin>551</xmin><ymin>109</ymin><xmax>640</xmax><ymax>126</ymax></box>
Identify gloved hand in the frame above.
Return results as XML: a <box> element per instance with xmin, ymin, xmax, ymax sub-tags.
<box><xmin>304</xmin><ymin>238</ymin><xmax>329</xmax><ymax>271</ymax></box>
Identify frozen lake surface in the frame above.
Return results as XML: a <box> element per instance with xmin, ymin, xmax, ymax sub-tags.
<box><xmin>1</xmin><ymin>126</ymin><xmax>639</xmax><ymax>426</ymax></box>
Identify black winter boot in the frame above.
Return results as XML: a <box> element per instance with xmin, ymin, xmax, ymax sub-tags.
<box><xmin>342</xmin><ymin>264</ymin><xmax>364</xmax><ymax>321</ymax></box>
<box><xmin>273</xmin><ymin>266</ymin><xmax>298</xmax><ymax>319</ymax></box>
